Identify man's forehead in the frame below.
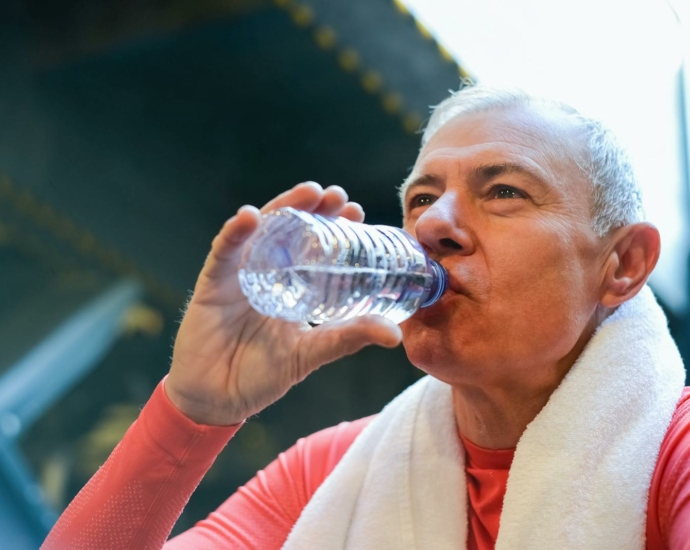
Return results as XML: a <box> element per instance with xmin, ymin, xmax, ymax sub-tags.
<box><xmin>398</xmin><ymin>105</ymin><xmax>591</xmax><ymax>212</ymax></box>
<box><xmin>405</xmin><ymin>105</ymin><xmax>586</xmax><ymax>189</ymax></box>
<box><xmin>426</xmin><ymin>104</ymin><xmax>581</xmax><ymax>156</ymax></box>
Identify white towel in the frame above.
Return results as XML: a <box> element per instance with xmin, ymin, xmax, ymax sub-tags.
<box><xmin>282</xmin><ymin>286</ymin><xmax>686</xmax><ymax>550</ymax></box>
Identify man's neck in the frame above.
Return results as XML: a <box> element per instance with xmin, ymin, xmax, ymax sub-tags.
<box><xmin>451</xmin><ymin>307</ymin><xmax>609</xmax><ymax>449</ymax></box>
<box><xmin>451</xmin><ymin>383</ymin><xmax>555</xmax><ymax>449</ymax></box>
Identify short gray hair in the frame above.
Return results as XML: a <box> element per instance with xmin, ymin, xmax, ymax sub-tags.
<box><xmin>402</xmin><ymin>85</ymin><xmax>643</xmax><ymax>237</ymax></box>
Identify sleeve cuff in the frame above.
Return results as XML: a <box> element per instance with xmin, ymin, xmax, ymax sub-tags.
<box><xmin>140</xmin><ymin>376</ymin><xmax>243</xmax><ymax>461</ymax></box>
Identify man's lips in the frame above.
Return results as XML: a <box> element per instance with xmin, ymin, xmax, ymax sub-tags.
<box><xmin>446</xmin><ymin>276</ymin><xmax>468</xmax><ymax>297</ymax></box>
<box><xmin>415</xmin><ymin>271</ymin><xmax>470</xmax><ymax>318</ymax></box>
<box><xmin>437</xmin><ymin>262</ymin><xmax>470</xmax><ymax>297</ymax></box>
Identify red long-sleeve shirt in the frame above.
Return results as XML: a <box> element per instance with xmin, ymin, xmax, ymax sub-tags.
<box><xmin>43</xmin><ymin>381</ymin><xmax>690</xmax><ymax>549</ymax></box>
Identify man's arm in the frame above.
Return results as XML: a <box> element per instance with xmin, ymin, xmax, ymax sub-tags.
<box><xmin>43</xmin><ymin>183</ymin><xmax>397</xmax><ymax>548</ymax></box>
<box><xmin>43</xmin><ymin>377</ymin><xmax>370</xmax><ymax>549</ymax></box>
<box><xmin>42</xmin><ymin>380</ymin><xmax>239</xmax><ymax>550</ymax></box>
<box><xmin>165</xmin><ymin>417</ymin><xmax>371</xmax><ymax>549</ymax></box>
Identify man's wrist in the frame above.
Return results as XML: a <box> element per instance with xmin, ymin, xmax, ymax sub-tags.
<box><xmin>163</xmin><ymin>376</ymin><xmax>246</xmax><ymax>427</ymax></box>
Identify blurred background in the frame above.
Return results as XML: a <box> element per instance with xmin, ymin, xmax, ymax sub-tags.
<box><xmin>0</xmin><ymin>0</ymin><xmax>688</xmax><ymax>547</ymax></box>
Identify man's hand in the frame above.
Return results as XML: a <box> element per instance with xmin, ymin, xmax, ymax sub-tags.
<box><xmin>165</xmin><ymin>182</ymin><xmax>403</xmax><ymax>426</ymax></box>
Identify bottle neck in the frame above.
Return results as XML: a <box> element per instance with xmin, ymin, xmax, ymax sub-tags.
<box><xmin>420</xmin><ymin>260</ymin><xmax>448</xmax><ymax>308</ymax></box>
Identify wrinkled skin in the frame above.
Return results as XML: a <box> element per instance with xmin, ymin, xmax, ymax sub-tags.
<box><xmin>400</xmin><ymin>104</ymin><xmax>659</xmax><ymax>447</ymax></box>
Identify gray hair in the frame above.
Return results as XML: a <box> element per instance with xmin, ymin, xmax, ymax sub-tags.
<box><xmin>401</xmin><ymin>85</ymin><xmax>643</xmax><ymax>237</ymax></box>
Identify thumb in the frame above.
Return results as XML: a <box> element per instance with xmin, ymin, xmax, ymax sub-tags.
<box><xmin>295</xmin><ymin>316</ymin><xmax>403</xmax><ymax>377</ymax></box>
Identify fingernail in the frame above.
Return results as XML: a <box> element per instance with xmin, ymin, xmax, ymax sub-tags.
<box><xmin>328</xmin><ymin>185</ymin><xmax>348</xmax><ymax>198</ymax></box>
<box><xmin>298</xmin><ymin>181</ymin><xmax>321</xmax><ymax>190</ymax></box>
<box><xmin>237</xmin><ymin>204</ymin><xmax>257</xmax><ymax>214</ymax></box>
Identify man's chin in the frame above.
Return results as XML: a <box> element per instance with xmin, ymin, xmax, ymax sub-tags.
<box><xmin>401</xmin><ymin>320</ymin><xmax>451</xmax><ymax>367</ymax></box>
<box><xmin>405</xmin><ymin>292</ymin><xmax>460</xmax><ymax>328</ymax></box>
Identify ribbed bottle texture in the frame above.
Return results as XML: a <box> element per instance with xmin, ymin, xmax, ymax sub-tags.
<box><xmin>238</xmin><ymin>207</ymin><xmax>447</xmax><ymax>324</ymax></box>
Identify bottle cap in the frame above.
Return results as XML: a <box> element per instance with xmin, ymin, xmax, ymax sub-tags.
<box><xmin>421</xmin><ymin>260</ymin><xmax>448</xmax><ymax>308</ymax></box>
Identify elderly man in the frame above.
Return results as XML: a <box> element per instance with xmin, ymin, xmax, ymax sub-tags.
<box><xmin>43</xmin><ymin>86</ymin><xmax>690</xmax><ymax>549</ymax></box>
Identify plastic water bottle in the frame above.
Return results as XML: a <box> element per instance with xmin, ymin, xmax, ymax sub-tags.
<box><xmin>238</xmin><ymin>207</ymin><xmax>447</xmax><ymax>324</ymax></box>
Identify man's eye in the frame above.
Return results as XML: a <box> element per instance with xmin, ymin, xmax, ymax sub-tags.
<box><xmin>408</xmin><ymin>194</ymin><xmax>436</xmax><ymax>209</ymax></box>
<box><xmin>491</xmin><ymin>185</ymin><xmax>524</xmax><ymax>199</ymax></box>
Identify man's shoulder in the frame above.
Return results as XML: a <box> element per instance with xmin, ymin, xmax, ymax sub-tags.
<box><xmin>658</xmin><ymin>387</ymin><xmax>690</xmax><ymax>457</ymax></box>
<box><xmin>296</xmin><ymin>415</ymin><xmax>375</xmax><ymax>462</ymax></box>
<box><xmin>653</xmin><ymin>385</ymin><xmax>690</xmax><ymax>492</ymax></box>
<box><xmin>672</xmin><ymin>387</ymin><xmax>690</xmax><ymax>423</ymax></box>
<box><xmin>680</xmin><ymin>386</ymin><xmax>690</xmax><ymax>403</ymax></box>
<box><xmin>282</xmin><ymin>416</ymin><xmax>376</xmax><ymax>496</ymax></box>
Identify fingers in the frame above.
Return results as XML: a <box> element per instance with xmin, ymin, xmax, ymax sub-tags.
<box><xmin>210</xmin><ymin>205</ymin><xmax>260</xmax><ymax>260</ymax></box>
<box><xmin>201</xmin><ymin>205</ymin><xmax>261</xmax><ymax>282</ymax></box>
<box><xmin>315</xmin><ymin>185</ymin><xmax>348</xmax><ymax>216</ymax></box>
<box><xmin>260</xmin><ymin>182</ymin><xmax>355</xmax><ymax>219</ymax></box>
<box><xmin>339</xmin><ymin>202</ymin><xmax>365</xmax><ymax>222</ymax></box>
<box><xmin>295</xmin><ymin>316</ymin><xmax>402</xmax><ymax>378</ymax></box>
<box><xmin>260</xmin><ymin>182</ymin><xmax>325</xmax><ymax>214</ymax></box>
<box><xmin>204</xmin><ymin>183</ymin><xmax>363</xmax><ymax>280</ymax></box>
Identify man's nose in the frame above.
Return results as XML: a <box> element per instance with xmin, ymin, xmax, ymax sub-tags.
<box><xmin>413</xmin><ymin>194</ymin><xmax>475</xmax><ymax>257</ymax></box>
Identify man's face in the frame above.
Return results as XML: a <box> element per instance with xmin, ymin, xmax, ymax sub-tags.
<box><xmin>401</xmin><ymin>104</ymin><xmax>609</xmax><ymax>386</ymax></box>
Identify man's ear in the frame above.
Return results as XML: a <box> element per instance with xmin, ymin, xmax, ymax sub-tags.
<box><xmin>600</xmin><ymin>222</ymin><xmax>660</xmax><ymax>309</ymax></box>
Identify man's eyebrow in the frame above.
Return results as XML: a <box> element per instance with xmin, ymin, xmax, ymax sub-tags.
<box><xmin>398</xmin><ymin>174</ymin><xmax>441</xmax><ymax>206</ymax></box>
<box><xmin>470</xmin><ymin>162</ymin><xmax>548</xmax><ymax>188</ymax></box>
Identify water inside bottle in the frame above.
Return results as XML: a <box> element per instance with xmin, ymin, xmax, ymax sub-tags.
<box><xmin>239</xmin><ymin>265</ymin><xmax>433</xmax><ymax>324</ymax></box>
